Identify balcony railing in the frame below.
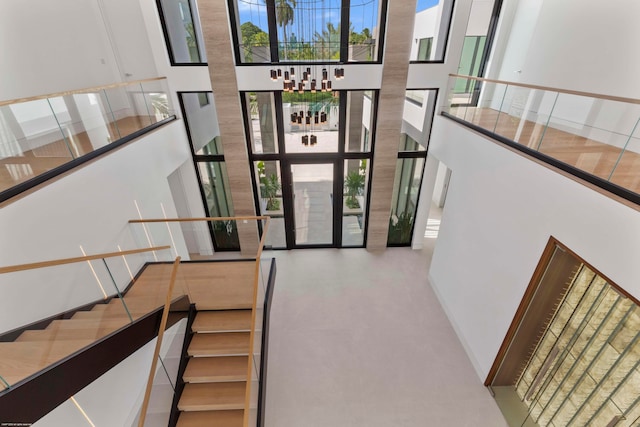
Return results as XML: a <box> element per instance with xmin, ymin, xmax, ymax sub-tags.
<box><xmin>442</xmin><ymin>74</ymin><xmax>640</xmax><ymax>205</ymax></box>
<box><xmin>0</xmin><ymin>77</ymin><xmax>175</xmax><ymax>203</ymax></box>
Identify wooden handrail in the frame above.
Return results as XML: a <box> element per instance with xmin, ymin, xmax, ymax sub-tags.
<box><xmin>449</xmin><ymin>74</ymin><xmax>640</xmax><ymax>105</ymax></box>
<box><xmin>137</xmin><ymin>256</ymin><xmax>182</xmax><ymax>427</ymax></box>
<box><xmin>243</xmin><ymin>216</ymin><xmax>271</xmax><ymax>427</ymax></box>
<box><xmin>0</xmin><ymin>77</ymin><xmax>167</xmax><ymax>107</ymax></box>
<box><xmin>0</xmin><ymin>246</ymin><xmax>171</xmax><ymax>274</ymax></box>
<box><xmin>129</xmin><ymin>215</ymin><xmax>270</xmax><ymax>223</ymax></box>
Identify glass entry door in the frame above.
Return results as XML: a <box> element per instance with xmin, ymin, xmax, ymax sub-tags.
<box><xmin>290</xmin><ymin>163</ymin><xmax>334</xmax><ymax>246</ymax></box>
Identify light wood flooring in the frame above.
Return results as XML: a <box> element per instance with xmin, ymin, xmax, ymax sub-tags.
<box><xmin>447</xmin><ymin>107</ymin><xmax>640</xmax><ymax>195</ymax></box>
<box><xmin>0</xmin><ymin>260</ymin><xmax>256</xmax><ymax>390</ymax></box>
<box><xmin>0</xmin><ymin>115</ymin><xmax>163</xmax><ymax>194</ymax></box>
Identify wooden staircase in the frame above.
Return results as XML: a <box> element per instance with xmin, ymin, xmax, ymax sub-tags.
<box><xmin>0</xmin><ymin>298</ymin><xmax>143</xmax><ymax>386</ymax></box>
<box><xmin>176</xmin><ymin>309</ymin><xmax>252</xmax><ymax>427</ymax></box>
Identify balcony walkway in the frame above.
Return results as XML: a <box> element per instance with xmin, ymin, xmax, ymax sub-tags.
<box><xmin>446</xmin><ymin>107</ymin><xmax>639</xmax><ymax>196</ymax></box>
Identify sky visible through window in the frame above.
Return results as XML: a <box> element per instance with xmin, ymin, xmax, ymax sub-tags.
<box><xmin>237</xmin><ymin>0</ymin><xmax>382</xmax><ymax>34</ymax></box>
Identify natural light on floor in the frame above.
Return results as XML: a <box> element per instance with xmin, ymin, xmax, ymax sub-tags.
<box><xmin>424</xmin><ymin>217</ymin><xmax>441</xmax><ymax>239</ymax></box>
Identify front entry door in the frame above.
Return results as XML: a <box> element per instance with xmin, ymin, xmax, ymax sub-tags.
<box><xmin>289</xmin><ymin>163</ymin><xmax>334</xmax><ymax>246</ymax></box>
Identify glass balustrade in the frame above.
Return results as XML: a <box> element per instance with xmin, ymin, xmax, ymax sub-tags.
<box><xmin>0</xmin><ymin>246</ymin><xmax>174</xmax><ymax>392</ymax></box>
<box><xmin>1</xmin><ymin>216</ymin><xmax>273</xmax><ymax>425</ymax></box>
<box><xmin>0</xmin><ymin>78</ymin><xmax>175</xmax><ymax>201</ymax></box>
<box><xmin>444</xmin><ymin>75</ymin><xmax>640</xmax><ymax>200</ymax></box>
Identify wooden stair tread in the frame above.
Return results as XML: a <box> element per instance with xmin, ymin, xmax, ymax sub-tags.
<box><xmin>178</xmin><ymin>382</ymin><xmax>246</xmax><ymax>411</ymax></box>
<box><xmin>16</xmin><ymin>327</ymin><xmax>109</xmax><ymax>342</ymax></box>
<box><xmin>0</xmin><ymin>339</ymin><xmax>94</xmax><ymax>385</ymax></box>
<box><xmin>184</xmin><ymin>356</ymin><xmax>248</xmax><ymax>383</ymax></box>
<box><xmin>177</xmin><ymin>410</ymin><xmax>244</xmax><ymax>427</ymax></box>
<box><xmin>192</xmin><ymin>310</ymin><xmax>252</xmax><ymax>333</ymax></box>
<box><xmin>47</xmin><ymin>318</ymin><xmax>130</xmax><ymax>330</ymax></box>
<box><xmin>188</xmin><ymin>333</ymin><xmax>250</xmax><ymax>357</ymax></box>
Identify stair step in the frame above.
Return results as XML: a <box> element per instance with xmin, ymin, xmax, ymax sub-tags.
<box><xmin>47</xmin><ymin>318</ymin><xmax>130</xmax><ymax>330</ymax></box>
<box><xmin>16</xmin><ymin>327</ymin><xmax>110</xmax><ymax>342</ymax></box>
<box><xmin>188</xmin><ymin>332</ymin><xmax>250</xmax><ymax>357</ymax></box>
<box><xmin>72</xmin><ymin>311</ymin><xmax>101</xmax><ymax>320</ymax></box>
<box><xmin>0</xmin><ymin>340</ymin><xmax>93</xmax><ymax>385</ymax></box>
<box><xmin>183</xmin><ymin>356</ymin><xmax>248</xmax><ymax>383</ymax></box>
<box><xmin>178</xmin><ymin>382</ymin><xmax>246</xmax><ymax>411</ymax></box>
<box><xmin>177</xmin><ymin>409</ymin><xmax>244</xmax><ymax>427</ymax></box>
<box><xmin>192</xmin><ymin>310</ymin><xmax>252</xmax><ymax>333</ymax></box>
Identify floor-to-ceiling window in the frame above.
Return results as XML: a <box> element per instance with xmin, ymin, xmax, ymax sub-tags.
<box><xmin>243</xmin><ymin>90</ymin><xmax>377</xmax><ymax>249</ymax></box>
<box><xmin>156</xmin><ymin>0</ymin><xmax>208</xmax><ymax>64</ymax></box>
<box><xmin>229</xmin><ymin>0</ymin><xmax>388</xmax><ymax>64</ymax></box>
<box><xmin>179</xmin><ymin>92</ymin><xmax>238</xmax><ymax>251</ymax></box>
<box><xmin>410</xmin><ymin>0</ymin><xmax>456</xmax><ymax>62</ymax></box>
<box><xmin>386</xmin><ymin>89</ymin><xmax>438</xmax><ymax>246</ymax></box>
<box><xmin>453</xmin><ymin>0</ymin><xmax>503</xmax><ymax>105</ymax></box>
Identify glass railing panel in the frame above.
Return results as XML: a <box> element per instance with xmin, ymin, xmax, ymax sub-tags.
<box><xmin>493</xmin><ymin>85</ymin><xmax>542</xmax><ymax>144</ymax></box>
<box><xmin>0</xmin><ymin>100</ymin><xmax>74</xmax><ymax>192</ymax></box>
<box><xmin>140</xmin><ymin>79</ymin><xmax>173</xmax><ymax>125</ymax></box>
<box><xmin>537</xmin><ymin>95</ymin><xmax>640</xmax><ymax>182</ymax></box>
<box><xmin>0</xmin><ymin>260</ymin><xmax>124</xmax><ymax>388</ymax></box>
<box><xmin>51</xmin><ymin>92</ymin><xmax>122</xmax><ymax>157</ymax></box>
<box><xmin>445</xmin><ymin>76</ymin><xmax>472</xmax><ymax>119</ymax></box>
<box><xmin>0</xmin><ymin>78</ymin><xmax>175</xmax><ymax>202</ymax></box>
<box><xmin>101</xmin><ymin>84</ymin><xmax>153</xmax><ymax>137</ymax></box>
<box><xmin>139</xmin><ymin>319</ymin><xmax>187</xmax><ymax>426</ymax></box>
<box><xmin>608</xmin><ymin>112</ymin><xmax>640</xmax><ymax>194</ymax></box>
<box><xmin>0</xmin><ymin>246</ymin><xmax>174</xmax><ymax>391</ymax></box>
<box><xmin>444</xmin><ymin>75</ymin><xmax>640</xmax><ymax>200</ymax></box>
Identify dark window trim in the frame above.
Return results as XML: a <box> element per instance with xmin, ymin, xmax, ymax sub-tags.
<box><xmin>469</xmin><ymin>0</ymin><xmax>504</xmax><ymax>105</ymax></box>
<box><xmin>386</xmin><ymin>156</ymin><xmax>427</xmax><ymax>248</ymax></box>
<box><xmin>409</xmin><ymin>0</ymin><xmax>456</xmax><ymax>64</ymax></box>
<box><xmin>177</xmin><ymin>91</ymin><xmax>235</xmax><ymax>252</ymax></box>
<box><xmin>387</xmin><ymin>88</ymin><xmax>439</xmax><ymax>247</ymax></box>
<box><xmin>156</xmin><ymin>0</ymin><xmax>208</xmax><ymax>66</ymax></box>
<box><xmin>404</xmin><ymin>96</ymin><xmax>423</xmax><ymax>107</ymax></box>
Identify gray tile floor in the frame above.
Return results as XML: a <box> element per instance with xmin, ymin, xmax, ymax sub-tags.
<box><xmin>263</xmin><ymin>207</ymin><xmax>509</xmax><ymax>426</ymax></box>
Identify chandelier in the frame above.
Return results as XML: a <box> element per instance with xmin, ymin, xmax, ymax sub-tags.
<box><xmin>270</xmin><ymin>66</ymin><xmax>345</xmax><ymax>93</ymax></box>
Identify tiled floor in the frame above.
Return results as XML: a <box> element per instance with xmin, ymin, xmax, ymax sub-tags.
<box><xmin>264</xmin><ymin>213</ymin><xmax>509</xmax><ymax>426</ymax></box>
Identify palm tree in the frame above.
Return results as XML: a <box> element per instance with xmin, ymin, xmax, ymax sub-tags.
<box><xmin>274</xmin><ymin>0</ymin><xmax>297</xmax><ymax>60</ymax></box>
<box><xmin>314</xmin><ymin>22</ymin><xmax>347</xmax><ymax>60</ymax></box>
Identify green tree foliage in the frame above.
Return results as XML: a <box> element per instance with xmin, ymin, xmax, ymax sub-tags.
<box><xmin>240</xmin><ymin>22</ymin><xmax>269</xmax><ymax>61</ymax></box>
<box><xmin>275</xmin><ymin>0</ymin><xmax>297</xmax><ymax>59</ymax></box>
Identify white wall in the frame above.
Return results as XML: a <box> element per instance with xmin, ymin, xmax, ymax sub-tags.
<box><xmin>477</xmin><ymin>0</ymin><xmax>640</xmax><ymax>155</ymax></box>
<box><xmin>0</xmin><ymin>1</ymin><xmax>117</xmax><ymax>100</ymax></box>
<box><xmin>0</xmin><ymin>121</ymin><xmax>192</xmax><ymax>334</ymax></box>
<box><xmin>427</xmin><ymin>116</ymin><xmax>640</xmax><ymax>381</ymax></box>
<box><xmin>34</xmin><ymin>319</ymin><xmax>187</xmax><ymax>427</ymax></box>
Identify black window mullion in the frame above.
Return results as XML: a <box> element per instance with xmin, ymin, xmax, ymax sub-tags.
<box><xmin>177</xmin><ymin>92</ymin><xmax>220</xmax><ymax>251</ymax></box>
<box><xmin>281</xmin><ymin>160</ymin><xmax>296</xmax><ymax>248</ymax></box>
<box><xmin>226</xmin><ymin>0</ymin><xmax>244</xmax><ymax>64</ymax></box>
<box><xmin>266</xmin><ymin>0</ymin><xmax>279</xmax><ymax>62</ymax></box>
<box><xmin>193</xmin><ymin>154</ymin><xmax>226</xmax><ymax>162</ymax></box>
<box><xmin>340</xmin><ymin>0</ymin><xmax>351</xmax><ymax>62</ymax></box>
<box><xmin>334</xmin><ymin>159</ymin><xmax>344</xmax><ymax>247</ymax></box>
<box><xmin>338</xmin><ymin>91</ymin><xmax>347</xmax><ymax>154</ymax></box>
<box><xmin>273</xmin><ymin>91</ymin><xmax>287</xmax><ymax>154</ymax></box>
